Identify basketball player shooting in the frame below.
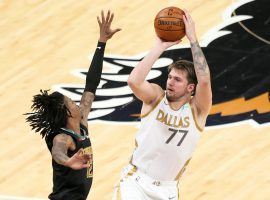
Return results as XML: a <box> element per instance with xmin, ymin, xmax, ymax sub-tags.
<box><xmin>25</xmin><ymin>10</ymin><xmax>120</xmax><ymax>200</ymax></box>
<box><xmin>113</xmin><ymin>10</ymin><xmax>212</xmax><ymax>200</ymax></box>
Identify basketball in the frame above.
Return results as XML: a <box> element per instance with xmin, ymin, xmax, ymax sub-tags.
<box><xmin>154</xmin><ymin>6</ymin><xmax>185</xmax><ymax>42</ymax></box>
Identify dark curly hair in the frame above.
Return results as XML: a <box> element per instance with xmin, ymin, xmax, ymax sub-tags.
<box><xmin>25</xmin><ymin>90</ymin><xmax>71</xmax><ymax>140</ymax></box>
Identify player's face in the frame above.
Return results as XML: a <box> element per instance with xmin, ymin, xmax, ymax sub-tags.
<box><xmin>166</xmin><ymin>68</ymin><xmax>194</xmax><ymax>102</ymax></box>
<box><xmin>64</xmin><ymin>96</ymin><xmax>82</xmax><ymax>118</ymax></box>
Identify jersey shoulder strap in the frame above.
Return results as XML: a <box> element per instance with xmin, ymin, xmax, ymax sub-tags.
<box><xmin>60</xmin><ymin>126</ymin><xmax>88</xmax><ymax>141</ymax></box>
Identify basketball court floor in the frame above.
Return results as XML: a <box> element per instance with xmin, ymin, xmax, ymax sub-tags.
<box><xmin>0</xmin><ymin>0</ymin><xmax>269</xmax><ymax>199</ymax></box>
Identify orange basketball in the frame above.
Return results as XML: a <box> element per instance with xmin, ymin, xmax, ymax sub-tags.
<box><xmin>154</xmin><ymin>6</ymin><xmax>185</xmax><ymax>42</ymax></box>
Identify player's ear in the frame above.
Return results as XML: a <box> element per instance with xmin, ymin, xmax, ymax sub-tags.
<box><xmin>187</xmin><ymin>83</ymin><xmax>195</xmax><ymax>93</ymax></box>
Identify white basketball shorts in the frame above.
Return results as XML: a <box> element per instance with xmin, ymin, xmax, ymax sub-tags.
<box><xmin>112</xmin><ymin>164</ymin><xmax>180</xmax><ymax>200</ymax></box>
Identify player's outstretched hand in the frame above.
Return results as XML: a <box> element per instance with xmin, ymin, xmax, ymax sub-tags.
<box><xmin>65</xmin><ymin>148</ymin><xmax>92</xmax><ymax>170</ymax></box>
<box><xmin>98</xmin><ymin>10</ymin><xmax>121</xmax><ymax>42</ymax></box>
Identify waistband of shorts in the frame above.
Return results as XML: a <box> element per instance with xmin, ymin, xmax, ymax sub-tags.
<box><xmin>127</xmin><ymin>164</ymin><xmax>178</xmax><ymax>186</ymax></box>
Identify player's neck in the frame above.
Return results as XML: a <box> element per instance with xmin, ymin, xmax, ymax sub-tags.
<box><xmin>167</xmin><ymin>95</ymin><xmax>191</xmax><ymax>111</ymax></box>
<box><xmin>66</xmin><ymin>118</ymin><xmax>81</xmax><ymax>134</ymax></box>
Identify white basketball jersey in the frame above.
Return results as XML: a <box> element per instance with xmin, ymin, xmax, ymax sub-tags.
<box><xmin>131</xmin><ymin>94</ymin><xmax>202</xmax><ymax>181</ymax></box>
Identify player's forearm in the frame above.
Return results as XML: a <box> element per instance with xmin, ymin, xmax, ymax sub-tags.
<box><xmin>84</xmin><ymin>41</ymin><xmax>106</xmax><ymax>94</ymax></box>
<box><xmin>190</xmin><ymin>40</ymin><xmax>211</xmax><ymax>83</ymax></box>
<box><xmin>128</xmin><ymin>45</ymin><xmax>165</xmax><ymax>85</ymax></box>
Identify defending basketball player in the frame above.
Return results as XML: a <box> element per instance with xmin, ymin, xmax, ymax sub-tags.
<box><xmin>25</xmin><ymin>10</ymin><xmax>120</xmax><ymax>200</ymax></box>
<box><xmin>113</xmin><ymin>10</ymin><xmax>212</xmax><ymax>199</ymax></box>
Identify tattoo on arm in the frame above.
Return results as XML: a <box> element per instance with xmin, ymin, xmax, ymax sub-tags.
<box><xmin>190</xmin><ymin>41</ymin><xmax>210</xmax><ymax>77</ymax></box>
<box><xmin>52</xmin><ymin>135</ymin><xmax>71</xmax><ymax>165</ymax></box>
<box><xmin>80</xmin><ymin>92</ymin><xmax>95</xmax><ymax>118</ymax></box>
<box><xmin>81</xmin><ymin>92</ymin><xmax>94</xmax><ymax>109</ymax></box>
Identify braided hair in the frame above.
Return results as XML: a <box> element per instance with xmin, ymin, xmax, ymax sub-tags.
<box><xmin>25</xmin><ymin>90</ymin><xmax>71</xmax><ymax>140</ymax></box>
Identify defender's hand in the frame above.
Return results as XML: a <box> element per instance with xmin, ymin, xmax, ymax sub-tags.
<box><xmin>64</xmin><ymin>148</ymin><xmax>92</xmax><ymax>170</ymax></box>
<box><xmin>97</xmin><ymin>10</ymin><xmax>121</xmax><ymax>42</ymax></box>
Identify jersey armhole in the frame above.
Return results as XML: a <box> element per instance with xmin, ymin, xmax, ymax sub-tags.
<box><xmin>140</xmin><ymin>92</ymin><xmax>165</xmax><ymax>118</ymax></box>
<box><xmin>189</xmin><ymin>104</ymin><xmax>204</xmax><ymax>132</ymax></box>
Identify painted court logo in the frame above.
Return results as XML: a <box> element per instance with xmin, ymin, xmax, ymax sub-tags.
<box><xmin>53</xmin><ymin>0</ymin><xmax>270</xmax><ymax>126</ymax></box>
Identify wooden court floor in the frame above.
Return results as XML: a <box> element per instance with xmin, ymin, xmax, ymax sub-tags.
<box><xmin>0</xmin><ymin>0</ymin><xmax>269</xmax><ymax>199</ymax></box>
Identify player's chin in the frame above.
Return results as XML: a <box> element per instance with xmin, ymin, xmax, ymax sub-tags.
<box><xmin>166</xmin><ymin>92</ymin><xmax>174</xmax><ymax>101</ymax></box>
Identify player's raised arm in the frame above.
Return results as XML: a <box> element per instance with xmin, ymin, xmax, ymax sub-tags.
<box><xmin>183</xmin><ymin>10</ymin><xmax>212</xmax><ymax>120</ymax></box>
<box><xmin>80</xmin><ymin>10</ymin><xmax>121</xmax><ymax>127</ymax></box>
<box><xmin>127</xmin><ymin>38</ymin><xmax>180</xmax><ymax>105</ymax></box>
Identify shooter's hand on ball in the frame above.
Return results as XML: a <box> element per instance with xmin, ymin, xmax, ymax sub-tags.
<box><xmin>183</xmin><ymin>9</ymin><xmax>197</xmax><ymax>43</ymax></box>
<box><xmin>155</xmin><ymin>36</ymin><xmax>181</xmax><ymax>50</ymax></box>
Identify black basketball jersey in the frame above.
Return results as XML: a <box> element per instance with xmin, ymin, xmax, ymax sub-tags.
<box><xmin>46</xmin><ymin>124</ymin><xmax>93</xmax><ymax>200</ymax></box>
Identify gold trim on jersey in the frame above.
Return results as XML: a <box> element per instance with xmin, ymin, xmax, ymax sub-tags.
<box><xmin>129</xmin><ymin>157</ymin><xmax>133</xmax><ymax>165</ymax></box>
<box><xmin>177</xmin><ymin>181</ymin><xmax>180</xmax><ymax>200</ymax></box>
<box><xmin>140</xmin><ymin>92</ymin><xmax>165</xmax><ymax>118</ymax></box>
<box><xmin>116</xmin><ymin>183</ymin><xmax>121</xmax><ymax>200</ymax></box>
<box><xmin>115</xmin><ymin>165</ymin><xmax>137</xmax><ymax>200</ymax></box>
<box><xmin>190</xmin><ymin>104</ymin><xmax>203</xmax><ymax>132</ymax></box>
<box><xmin>128</xmin><ymin>140</ymin><xmax>138</xmax><ymax>165</ymax></box>
<box><xmin>174</xmin><ymin>158</ymin><xmax>192</xmax><ymax>180</ymax></box>
<box><xmin>126</xmin><ymin>164</ymin><xmax>137</xmax><ymax>177</ymax></box>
